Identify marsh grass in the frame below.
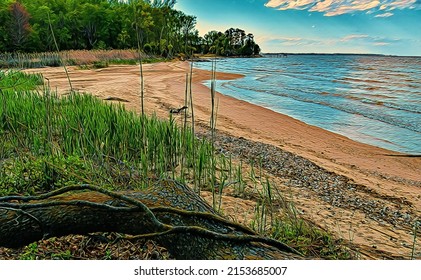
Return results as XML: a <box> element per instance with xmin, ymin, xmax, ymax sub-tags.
<box><xmin>0</xmin><ymin>70</ymin><xmax>44</xmax><ymax>91</ymax></box>
<box><xmin>0</xmin><ymin>71</ymin><xmax>218</xmax><ymax>195</ymax></box>
<box><xmin>0</xmin><ymin>50</ymin><xmax>157</xmax><ymax>69</ymax></box>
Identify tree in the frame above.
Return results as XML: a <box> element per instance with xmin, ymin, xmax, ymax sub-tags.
<box><xmin>203</xmin><ymin>28</ymin><xmax>259</xmax><ymax>57</ymax></box>
<box><xmin>254</xmin><ymin>43</ymin><xmax>261</xmax><ymax>55</ymax></box>
<box><xmin>0</xmin><ymin>180</ymin><xmax>302</xmax><ymax>260</ymax></box>
<box><xmin>77</xmin><ymin>3</ymin><xmax>109</xmax><ymax>49</ymax></box>
<box><xmin>131</xmin><ymin>0</ymin><xmax>154</xmax><ymax>49</ymax></box>
<box><xmin>0</xmin><ymin>0</ymin><xmax>260</xmax><ymax>55</ymax></box>
<box><xmin>203</xmin><ymin>30</ymin><xmax>218</xmax><ymax>53</ymax></box>
<box><xmin>225</xmin><ymin>27</ymin><xmax>246</xmax><ymax>50</ymax></box>
<box><xmin>0</xmin><ymin>1</ymin><xmax>12</xmax><ymax>51</ymax></box>
<box><xmin>145</xmin><ymin>0</ymin><xmax>176</xmax><ymax>8</ymax></box>
<box><xmin>8</xmin><ymin>1</ymin><xmax>32</xmax><ymax>50</ymax></box>
<box><xmin>241</xmin><ymin>33</ymin><xmax>255</xmax><ymax>56</ymax></box>
<box><xmin>180</xmin><ymin>14</ymin><xmax>196</xmax><ymax>56</ymax></box>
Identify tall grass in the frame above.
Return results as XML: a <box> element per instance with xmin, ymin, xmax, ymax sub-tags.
<box><xmin>48</xmin><ymin>12</ymin><xmax>73</xmax><ymax>92</ymax></box>
<box><xmin>0</xmin><ymin>50</ymin><xmax>154</xmax><ymax>69</ymax></box>
<box><xmin>0</xmin><ymin>70</ymin><xmax>44</xmax><ymax>91</ymax></box>
<box><xmin>0</xmin><ymin>71</ymin><xmax>221</xmax><ymax>194</ymax></box>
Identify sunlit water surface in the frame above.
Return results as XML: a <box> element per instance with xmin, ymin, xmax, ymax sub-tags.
<box><xmin>194</xmin><ymin>55</ymin><xmax>421</xmax><ymax>154</ymax></box>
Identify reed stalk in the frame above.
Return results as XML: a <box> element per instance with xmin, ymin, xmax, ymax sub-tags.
<box><xmin>188</xmin><ymin>61</ymin><xmax>198</xmax><ymax>191</ymax></box>
<box><xmin>178</xmin><ymin>73</ymin><xmax>190</xmax><ymax>184</ymax></box>
<box><xmin>210</xmin><ymin>59</ymin><xmax>217</xmax><ymax>141</ymax></box>
<box><xmin>47</xmin><ymin>12</ymin><xmax>73</xmax><ymax>92</ymax></box>
<box><xmin>411</xmin><ymin>220</ymin><xmax>419</xmax><ymax>260</ymax></box>
<box><xmin>209</xmin><ymin>59</ymin><xmax>220</xmax><ymax>209</ymax></box>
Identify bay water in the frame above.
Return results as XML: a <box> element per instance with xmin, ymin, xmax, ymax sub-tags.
<box><xmin>194</xmin><ymin>55</ymin><xmax>421</xmax><ymax>154</ymax></box>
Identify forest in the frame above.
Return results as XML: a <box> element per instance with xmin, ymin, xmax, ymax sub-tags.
<box><xmin>0</xmin><ymin>0</ymin><xmax>260</xmax><ymax>57</ymax></box>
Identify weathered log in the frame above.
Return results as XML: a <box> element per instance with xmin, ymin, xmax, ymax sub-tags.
<box><xmin>0</xmin><ymin>180</ymin><xmax>303</xmax><ymax>259</ymax></box>
<box><xmin>103</xmin><ymin>96</ymin><xmax>129</xmax><ymax>102</ymax></box>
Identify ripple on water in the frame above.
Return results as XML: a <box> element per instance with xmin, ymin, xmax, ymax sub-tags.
<box><xmin>195</xmin><ymin>55</ymin><xmax>421</xmax><ymax>154</ymax></box>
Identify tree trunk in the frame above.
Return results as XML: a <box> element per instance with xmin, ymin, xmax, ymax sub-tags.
<box><xmin>0</xmin><ymin>180</ymin><xmax>302</xmax><ymax>260</ymax></box>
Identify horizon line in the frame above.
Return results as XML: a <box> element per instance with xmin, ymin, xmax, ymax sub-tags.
<box><xmin>261</xmin><ymin>52</ymin><xmax>421</xmax><ymax>58</ymax></box>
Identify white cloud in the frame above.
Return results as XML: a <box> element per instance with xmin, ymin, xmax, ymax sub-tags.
<box><xmin>374</xmin><ymin>12</ymin><xmax>395</xmax><ymax>16</ymax></box>
<box><xmin>260</xmin><ymin>35</ymin><xmax>338</xmax><ymax>47</ymax></box>
<box><xmin>265</xmin><ymin>0</ymin><xmax>315</xmax><ymax>10</ymax></box>
<box><xmin>339</xmin><ymin>34</ymin><xmax>402</xmax><ymax>47</ymax></box>
<box><xmin>264</xmin><ymin>0</ymin><xmax>419</xmax><ymax>16</ymax></box>
<box><xmin>340</xmin><ymin>34</ymin><xmax>370</xmax><ymax>42</ymax></box>
<box><xmin>261</xmin><ymin>36</ymin><xmax>304</xmax><ymax>45</ymax></box>
<box><xmin>260</xmin><ymin>33</ymin><xmax>402</xmax><ymax>51</ymax></box>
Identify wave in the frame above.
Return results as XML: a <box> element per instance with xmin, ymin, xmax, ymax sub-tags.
<box><xmin>195</xmin><ymin>56</ymin><xmax>421</xmax><ymax>153</ymax></box>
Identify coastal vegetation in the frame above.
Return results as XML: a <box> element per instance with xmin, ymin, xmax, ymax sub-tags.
<box><xmin>0</xmin><ymin>0</ymin><xmax>260</xmax><ymax>58</ymax></box>
<box><xmin>0</xmin><ymin>49</ymin><xmax>163</xmax><ymax>69</ymax></box>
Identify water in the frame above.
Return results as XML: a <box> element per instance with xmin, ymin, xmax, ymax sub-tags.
<box><xmin>194</xmin><ymin>55</ymin><xmax>421</xmax><ymax>154</ymax></box>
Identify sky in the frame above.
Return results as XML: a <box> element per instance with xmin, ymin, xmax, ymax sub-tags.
<box><xmin>174</xmin><ymin>0</ymin><xmax>421</xmax><ymax>56</ymax></box>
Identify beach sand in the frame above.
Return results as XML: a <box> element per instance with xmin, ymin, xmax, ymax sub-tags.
<box><xmin>27</xmin><ymin>61</ymin><xmax>421</xmax><ymax>259</ymax></box>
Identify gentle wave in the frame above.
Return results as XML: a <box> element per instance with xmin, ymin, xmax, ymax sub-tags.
<box><xmin>195</xmin><ymin>55</ymin><xmax>421</xmax><ymax>154</ymax></box>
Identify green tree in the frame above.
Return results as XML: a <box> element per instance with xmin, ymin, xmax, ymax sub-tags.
<box><xmin>179</xmin><ymin>14</ymin><xmax>196</xmax><ymax>56</ymax></box>
<box><xmin>131</xmin><ymin>0</ymin><xmax>154</xmax><ymax>49</ymax></box>
<box><xmin>0</xmin><ymin>0</ymin><xmax>259</xmax><ymax>56</ymax></box>
<box><xmin>145</xmin><ymin>0</ymin><xmax>176</xmax><ymax>8</ymax></box>
<box><xmin>77</xmin><ymin>3</ymin><xmax>107</xmax><ymax>49</ymax></box>
<box><xmin>0</xmin><ymin>0</ymin><xmax>13</xmax><ymax>51</ymax></box>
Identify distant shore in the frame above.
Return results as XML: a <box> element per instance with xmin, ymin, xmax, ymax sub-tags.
<box><xmin>261</xmin><ymin>52</ymin><xmax>421</xmax><ymax>58</ymax></box>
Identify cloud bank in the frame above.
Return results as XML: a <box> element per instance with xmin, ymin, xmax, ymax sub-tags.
<box><xmin>264</xmin><ymin>0</ymin><xmax>421</xmax><ymax>16</ymax></box>
<box><xmin>260</xmin><ymin>33</ymin><xmax>401</xmax><ymax>50</ymax></box>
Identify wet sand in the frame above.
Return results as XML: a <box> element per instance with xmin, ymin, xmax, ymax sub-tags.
<box><xmin>26</xmin><ymin>61</ymin><xmax>421</xmax><ymax>259</ymax></box>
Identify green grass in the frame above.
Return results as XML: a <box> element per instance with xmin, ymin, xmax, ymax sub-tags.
<box><xmin>0</xmin><ymin>70</ymin><xmax>44</xmax><ymax>91</ymax></box>
<box><xmin>268</xmin><ymin>205</ymin><xmax>353</xmax><ymax>259</ymax></box>
<box><xmin>0</xmin><ymin>70</ymin><xmax>217</xmax><ymax>194</ymax></box>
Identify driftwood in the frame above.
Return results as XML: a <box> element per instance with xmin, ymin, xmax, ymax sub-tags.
<box><xmin>0</xmin><ymin>180</ymin><xmax>302</xmax><ymax>259</ymax></box>
<box><xmin>169</xmin><ymin>106</ymin><xmax>188</xmax><ymax>114</ymax></box>
<box><xmin>103</xmin><ymin>96</ymin><xmax>129</xmax><ymax>102</ymax></box>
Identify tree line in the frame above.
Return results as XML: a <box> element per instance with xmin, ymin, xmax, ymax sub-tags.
<box><xmin>0</xmin><ymin>0</ymin><xmax>260</xmax><ymax>57</ymax></box>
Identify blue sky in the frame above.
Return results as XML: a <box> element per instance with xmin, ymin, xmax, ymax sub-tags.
<box><xmin>174</xmin><ymin>0</ymin><xmax>421</xmax><ymax>56</ymax></box>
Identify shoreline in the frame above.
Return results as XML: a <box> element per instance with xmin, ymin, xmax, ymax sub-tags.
<box><xmin>190</xmin><ymin>64</ymin><xmax>420</xmax><ymax>181</ymax></box>
<box><xmin>26</xmin><ymin>60</ymin><xmax>421</xmax><ymax>199</ymax></box>
<box><xmin>193</xmin><ymin>57</ymin><xmax>421</xmax><ymax>157</ymax></box>
<box><xmin>26</xmin><ymin>61</ymin><xmax>421</xmax><ymax>258</ymax></box>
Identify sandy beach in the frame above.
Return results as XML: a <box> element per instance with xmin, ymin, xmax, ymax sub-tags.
<box><xmin>26</xmin><ymin>61</ymin><xmax>421</xmax><ymax>259</ymax></box>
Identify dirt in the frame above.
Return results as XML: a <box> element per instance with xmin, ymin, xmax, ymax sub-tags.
<box><xmin>24</xmin><ymin>61</ymin><xmax>421</xmax><ymax>259</ymax></box>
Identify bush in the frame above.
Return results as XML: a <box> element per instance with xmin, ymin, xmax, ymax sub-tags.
<box><xmin>143</xmin><ymin>43</ymin><xmax>153</xmax><ymax>54</ymax></box>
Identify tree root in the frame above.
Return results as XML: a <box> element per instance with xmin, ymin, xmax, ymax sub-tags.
<box><xmin>0</xmin><ymin>180</ymin><xmax>303</xmax><ymax>259</ymax></box>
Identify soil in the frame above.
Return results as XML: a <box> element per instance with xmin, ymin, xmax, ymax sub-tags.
<box><xmin>23</xmin><ymin>61</ymin><xmax>421</xmax><ymax>259</ymax></box>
